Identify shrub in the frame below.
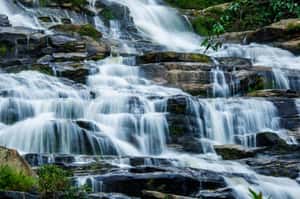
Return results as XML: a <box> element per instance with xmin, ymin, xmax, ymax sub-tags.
<box><xmin>0</xmin><ymin>165</ymin><xmax>37</xmax><ymax>192</ymax></box>
<box><xmin>38</xmin><ymin>165</ymin><xmax>71</xmax><ymax>195</ymax></box>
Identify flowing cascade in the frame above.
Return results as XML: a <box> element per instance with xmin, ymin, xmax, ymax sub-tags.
<box><xmin>0</xmin><ymin>0</ymin><xmax>300</xmax><ymax>198</ymax></box>
<box><xmin>107</xmin><ymin>0</ymin><xmax>201</xmax><ymax>51</ymax></box>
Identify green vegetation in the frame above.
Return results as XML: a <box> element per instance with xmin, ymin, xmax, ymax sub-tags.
<box><xmin>78</xmin><ymin>24</ymin><xmax>102</xmax><ymax>40</ymax></box>
<box><xmin>101</xmin><ymin>8</ymin><xmax>116</xmax><ymax>20</ymax></box>
<box><xmin>191</xmin><ymin>0</ymin><xmax>300</xmax><ymax>36</ymax></box>
<box><xmin>38</xmin><ymin>165</ymin><xmax>71</xmax><ymax>195</ymax></box>
<box><xmin>249</xmin><ymin>188</ymin><xmax>271</xmax><ymax>199</ymax></box>
<box><xmin>0</xmin><ymin>165</ymin><xmax>37</xmax><ymax>192</ymax></box>
<box><xmin>165</xmin><ymin>0</ymin><xmax>231</xmax><ymax>9</ymax></box>
<box><xmin>38</xmin><ymin>165</ymin><xmax>90</xmax><ymax>198</ymax></box>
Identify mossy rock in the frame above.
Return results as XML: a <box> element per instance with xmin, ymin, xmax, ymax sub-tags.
<box><xmin>51</xmin><ymin>24</ymin><xmax>102</xmax><ymax>40</ymax></box>
<box><xmin>138</xmin><ymin>52</ymin><xmax>211</xmax><ymax>64</ymax></box>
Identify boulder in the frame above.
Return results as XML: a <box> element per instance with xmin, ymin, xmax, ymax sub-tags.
<box><xmin>214</xmin><ymin>144</ymin><xmax>257</xmax><ymax>160</ymax></box>
<box><xmin>0</xmin><ymin>146</ymin><xmax>34</xmax><ymax>176</ymax></box>
<box><xmin>0</xmin><ymin>14</ymin><xmax>11</xmax><ymax>27</ymax></box>
<box><xmin>92</xmin><ymin>172</ymin><xmax>201</xmax><ymax>197</ymax></box>
<box><xmin>256</xmin><ymin>132</ymin><xmax>288</xmax><ymax>148</ymax></box>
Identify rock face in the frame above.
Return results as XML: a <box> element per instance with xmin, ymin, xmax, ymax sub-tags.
<box><xmin>214</xmin><ymin>144</ymin><xmax>257</xmax><ymax>160</ymax></box>
<box><xmin>0</xmin><ymin>146</ymin><xmax>34</xmax><ymax>176</ymax></box>
<box><xmin>0</xmin><ymin>15</ymin><xmax>109</xmax><ymax>83</ymax></box>
<box><xmin>139</xmin><ymin>52</ymin><xmax>267</xmax><ymax>96</ymax></box>
<box><xmin>220</xmin><ymin>18</ymin><xmax>300</xmax><ymax>54</ymax></box>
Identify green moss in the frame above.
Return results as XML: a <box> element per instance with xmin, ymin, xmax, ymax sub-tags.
<box><xmin>188</xmin><ymin>53</ymin><xmax>211</xmax><ymax>63</ymax></box>
<box><xmin>287</xmin><ymin>22</ymin><xmax>300</xmax><ymax>32</ymax></box>
<box><xmin>101</xmin><ymin>8</ymin><xmax>115</xmax><ymax>20</ymax></box>
<box><xmin>0</xmin><ymin>165</ymin><xmax>37</xmax><ymax>192</ymax></box>
<box><xmin>78</xmin><ymin>24</ymin><xmax>102</xmax><ymax>40</ymax></box>
<box><xmin>247</xmin><ymin>76</ymin><xmax>265</xmax><ymax>93</ymax></box>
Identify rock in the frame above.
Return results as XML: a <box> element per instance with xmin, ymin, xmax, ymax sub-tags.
<box><xmin>240</xmin><ymin>150</ymin><xmax>300</xmax><ymax>179</ymax></box>
<box><xmin>247</xmin><ymin>18</ymin><xmax>300</xmax><ymax>43</ymax></box>
<box><xmin>214</xmin><ymin>144</ymin><xmax>257</xmax><ymax>160</ymax></box>
<box><xmin>0</xmin><ymin>14</ymin><xmax>11</xmax><ymax>27</ymax></box>
<box><xmin>275</xmin><ymin>38</ymin><xmax>300</xmax><ymax>55</ymax></box>
<box><xmin>0</xmin><ymin>191</ymin><xmax>38</xmax><ymax>199</ymax></box>
<box><xmin>92</xmin><ymin>172</ymin><xmax>201</xmax><ymax>197</ymax></box>
<box><xmin>137</xmin><ymin>52</ymin><xmax>212</xmax><ymax>64</ymax></box>
<box><xmin>247</xmin><ymin>89</ymin><xmax>300</xmax><ymax>98</ymax></box>
<box><xmin>142</xmin><ymin>190</ymin><xmax>196</xmax><ymax>199</ymax></box>
<box><xmin>0</xmin><ymin>146</ymin><xmax>34</xmax><ymax>176</ymax></box>
<box><xmin>256</xmin><ymin>132</ymin><xmax>288</xmax><ymax>148</ymax></box>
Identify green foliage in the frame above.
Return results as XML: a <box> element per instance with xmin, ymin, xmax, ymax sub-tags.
<box><xmin>220</xmin><ymin>0</ymin><xmax>300</xmax><ymax>32</ymax></box>
<box><xmin>249</xmin><ymin>188</ymin><xmax>271</xmax><ymax>199</ymax></box>
<box><xmin>0</xmin><ymin>165</ymin><xmax>37</xmax><ymax>192</ymax></box>
<box><xmin>165</xmin><ymin>0</ymin><xmax>231</xmax><ymax>9</ymax></box>
<box><xmin>101</xmin><ymin>8</ymin><xmax>115</xmax><ymax>20</ymax></box>
<box><xmin>38</xmin><ymin>165</ymin><xmax>71</xmax><ymax>194</ymax></box>
<box><xmin>37</xmin><ymin>165</ymin><xmax>90</xmax><ymax>198</ymax></box>
<box><xmin>200</xmin><ymin>22</ymin><xmax>224</xmax><ymax>52</ymax></box>
<box><xmin>78</xmin><ymin>24</ymin><xmax>102</xmax><ymax>40</ymax></box>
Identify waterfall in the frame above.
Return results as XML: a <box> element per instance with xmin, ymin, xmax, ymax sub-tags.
<box><xmin>212</xmin><ymin>43</ymin><xmax>300</xmax><ymax>90</ymax></box>
<box><xmin>1</xmin><ymin>0</ymin><xmax>300</xmax><ymax>198</ymax></box>
<box><xmin>106</xmin><ymin>0</ymin><xmax>201</xmax><ymax>51</ymax></box>
<box><xmin>211</xmin><ymin>68</ymin><xmax>230</xmax><ymax>97</ymax></box>
<box><xmin>0</xmin><ymin>0</ymin><xmax>41</xmax><ymax>29</ymax></box>
<box><xmin>196</xmin><ymin>98</ymin><xmax>281</xmax><ymax>147</ymax></box>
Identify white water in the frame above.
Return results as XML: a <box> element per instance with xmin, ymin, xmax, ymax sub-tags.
<box><xmin>107</xmin><ymin>0</ymin><xmax>201</xmax><ymax>51</ymax></box>
<box><xmin>0</xmin><ymin>0</ymin><xmax>41</xmax><ymax>29</ymax></box>
<box><xmin>0</xmin><ymin>0</ymin><xmax>300</xmax><ymax>198</ymax></box>
<box><xmin>211</xmin><ymin>67</ymin><xmax>230</xmax><ymax>97</ymax></box>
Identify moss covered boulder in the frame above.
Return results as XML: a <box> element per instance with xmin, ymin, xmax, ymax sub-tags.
<box><xmin>0</xmin><ymin>146</ymin><xmax>34</xmax><ymax>176</ymax></box>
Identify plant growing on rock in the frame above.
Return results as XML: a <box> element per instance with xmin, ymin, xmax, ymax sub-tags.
<box><xmin>38</xmin><ymin>164</ymin><xmax>90</xmax><ymax>198</ymax></box>
<box><xmin>0</xmin><ymin>165</ymin><xmax>37</xmax><ymax>192</ymax></box>
<box><xmin>38</xmin><ymin>165</ymin><xmax>71</xmax><ymax>197</ymax></box>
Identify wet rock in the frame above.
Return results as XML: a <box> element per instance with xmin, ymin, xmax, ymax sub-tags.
<box><xmin>214</xmin><ymin>144</ymin><xmax>257</xmax><ymax>160</ymax></box>
<box><xmin>240</xmin><ymin>152</ymin><xmax>300</xmax><ymax>179</ymax></box>
<box><xmin>256</xmin><ymin>132</ymin><xmax>288</xmax><ymax>148</ymax></box>
<box><xmin>76</xmin><ymin>120</ymin><xmax>101</xmax><ymax>132</ymax></box>
<box><xmin>177</xmin><ymin>136</ymin><xmax>203</xmax><ymax>153</ymax></box>
<box><xmin>137</xmin><ymin>52</ymin><xmax>212</xmax><ymax>64</ymax></box>
<box><xmin>93</xmin><ymin>172</ymin><xmax>201</xmax><ymax>197</ymax></box>
<box><xmin>23</xmin><ymin>153</ymin><xmax>51</xmax><ymax>167</ymax></box>
<box><xmin>0</xmin><ymin>14</ymin><xmax>11</xmax><ymax>27</ymax></box>
<box><xmin>0</xmin><ymin>146</ymin><xmax>34</xmax><ymax>176</ymax></box>
<box><xmin>198</xmin><ymin>188</ymin><xmax>235</xmax><ymax>199</ymax></box>
<box><xmin>247</xmin><ymin>89</ymin><xmax>300</xmax><ymax>98</ymax></box>
<box><xmin>142</xmin><ymin>190</ymin><xmax>197</xmax><ymax>199</ymax></box>
<box><xmin>0</xmin><ymin>191</ymin><xmax>38</xmax><ymax>199</ymax></box>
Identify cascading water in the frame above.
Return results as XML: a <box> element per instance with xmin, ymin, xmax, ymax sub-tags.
<box><xmin>1</xmin><ymin>0</ymin><xmax>300</xmax><ymax>198</ymax></box>
<box><xmin>211</xmin><ymin>67</ymin><xmax>230</xmax><ymax>97</ymax></box>
<box><xmin>107</xmin><ymin>0</ymin><xmax>201</xmax><ymax>51</ymax></box>
<box><xmin>0</xmin><ymin>0</ymin><xmax>41</xmax><ymax>29</ymax></box>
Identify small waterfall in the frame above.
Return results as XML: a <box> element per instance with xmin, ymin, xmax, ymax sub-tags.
<box><xmin>196</xmin><ymin>98</ymin><xmax>281</xmax><ymax>147</ymax></box>
<box><xmin>212</xmin><ymin>43</ymin><xmax>300</xmax><ymax>90</ymax></box>
<box><xmin>106</xmin><ymin>0</ymin><xmax>201</xmax><ymax>51</ymax></box>
<box><xmin>211</xmin><ymin>68</ymin><xmax>230</xmax><ymax>97</ymax></box>
<box><xmin>0</xmin><ymin>0</ymin><xmax>41</xmax><ymax>29</ymax></box>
